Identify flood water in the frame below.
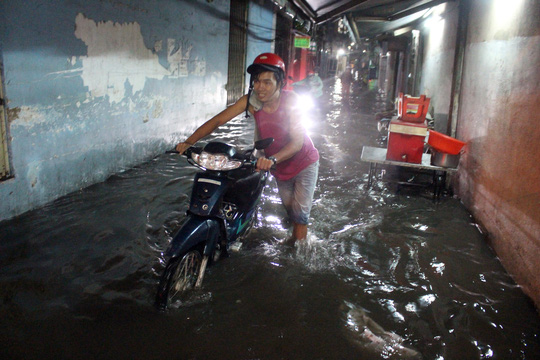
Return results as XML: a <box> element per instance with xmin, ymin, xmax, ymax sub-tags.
<box><xmin>1</xmin><ymin>80</ymin><xmax>539</xmax><ymax>360</ymax></box>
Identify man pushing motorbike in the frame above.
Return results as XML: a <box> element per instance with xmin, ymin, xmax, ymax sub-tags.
<box><xmin>175</xmin><ymin>53</ymin><xmax>319</xmax><ymax>244</ymax></box>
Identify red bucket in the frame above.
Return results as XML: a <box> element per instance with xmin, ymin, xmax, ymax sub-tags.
<box><xmin>428</xmin><ymin>130</ymin><xmax>465</xmax><ymax>155</ymax></box>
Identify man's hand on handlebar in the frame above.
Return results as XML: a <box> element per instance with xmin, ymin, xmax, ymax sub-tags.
<box><xmin>175</xmin><ymin>142</ymin><xmax>193</xmax><ymax>155</ymax></box>
<box><xmin>256</xmin><ymin>157</ymin><xmax>276</xmax><ymax>172</ymax></box>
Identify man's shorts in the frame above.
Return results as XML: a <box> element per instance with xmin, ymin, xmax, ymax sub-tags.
<box><xmin>275</xmin><ymin>161</ymin><xmax>319</xmax><ymax>225</ymax></box>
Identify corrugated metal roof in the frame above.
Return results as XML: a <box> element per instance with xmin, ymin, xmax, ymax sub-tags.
<box><xmin>291</xmin><ymin>0</ymin><xmax>453</xmax><ymax>38</ymax></box>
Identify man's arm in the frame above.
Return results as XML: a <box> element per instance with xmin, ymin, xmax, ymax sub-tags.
<box><xmin>176</xmin><ymin>95</ymin><xmax>248</xmax><ymax>153</ymax></box>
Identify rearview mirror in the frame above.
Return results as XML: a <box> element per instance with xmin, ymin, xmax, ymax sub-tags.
<box><xmin>255</xmin><ymin>138</ymin><xmax>274</xmax><ymax>150</ymax></box>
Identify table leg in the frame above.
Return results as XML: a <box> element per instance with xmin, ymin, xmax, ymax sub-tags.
<box><xmin>433</xmin><ymin>170</ymin><xmax>446</xmax><ymax>200</ymax></box>
<box><xmin>432</xmin><ymin>171</ymin><xmax>437</xmax><ymax>200</ymax></box>
<box><xmin>367</xmin><ymin>163</ymin><xmax>375</xmax><ymax>189</ymax></box>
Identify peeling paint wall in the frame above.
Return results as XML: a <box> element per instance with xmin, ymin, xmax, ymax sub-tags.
<box><xmin>454</xmin><ymin>0</ymin><xmax>540</xmax><ymax>307</ymax></box>
<box><xmin>0</xmin><ymin>0</ymin><xmax>231</xmax><ymax>220</ymax></box>
<box><xmin>74</xmin><ymin>13</ymin><xmax>170</xmax><ymax>104</ymax></box>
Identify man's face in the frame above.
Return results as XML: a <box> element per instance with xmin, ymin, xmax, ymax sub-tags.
<box><xmin>253</xmin><ymin>71</ymin><xmax>280</xmax><ymax>103</ymax></box>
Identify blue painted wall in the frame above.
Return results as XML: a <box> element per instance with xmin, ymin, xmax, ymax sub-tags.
<box><xmin>0</xmin><ymin>0</ymin><xmax>235</xmax><ymax>220</ymax></box>
<box><xmin>246</xmin><ymin>2</ymin><xmax>275</xmax><ymax>68</ymax></box>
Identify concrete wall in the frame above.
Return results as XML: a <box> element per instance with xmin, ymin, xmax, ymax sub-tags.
<box><xmin>418</xmin><ymin>3</ymin><xmax>459</xmax><ymax>133</ymax></box>
<box><xmin>0</xmin><ymin>0</ymin><xmax>232</xmax><ymax>220</ymax></box>
<box><xmin>419</xmin><ymin>0</ymin><xmax>540</xmax><ymax>307</ymax></box>
<box><xmin>455</xmin><ymin>0</ymin><xmax>540</xmax><ymax>306</ymax></box>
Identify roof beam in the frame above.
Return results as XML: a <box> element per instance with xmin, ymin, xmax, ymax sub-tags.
<box><xmin>314</xmin><ymin>0</ymin><xmax>371</xmax><ymax>24</ymax></box>
<box><xmin>290</xmin><ymin>0</ymin><xmax>317</xmax><ymax>22</ymax></box>
<box><xmin>345</xmin><ymin>13</ymin><xmax>361</xmax><ymax>44</ymax></box>
<box><xmin>389</xmin><ymin>0</ymin><xmax>454</xmax><ymax>21</ymax></box>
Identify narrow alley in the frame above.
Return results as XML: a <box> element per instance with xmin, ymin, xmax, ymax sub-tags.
<box><xmin>1</xmin><ymin>80</ymin><xmax>539</xmax><ymax>359</ymax></box>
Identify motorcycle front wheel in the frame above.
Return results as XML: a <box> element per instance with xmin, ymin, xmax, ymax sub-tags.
<box><xmin>155</xmin><ymin>249</ymin><xmax>202</xmax><ymax>309</ymax></box>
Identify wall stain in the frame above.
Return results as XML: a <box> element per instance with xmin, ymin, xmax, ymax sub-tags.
<box><xmin>152</xmin><ymin>100</ymin><xmax>163</xmax><ymax>118</ymax></box>
<box><xmin>7</xmin><ymin>107</ymin><xmax>21</xmax><ymax>122</ymax></box>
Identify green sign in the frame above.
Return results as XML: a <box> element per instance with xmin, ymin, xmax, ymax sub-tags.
<box><xmin>294</xmin><ymin>36</ymin><xmax>310</xmax><ymax>48</ymax></box>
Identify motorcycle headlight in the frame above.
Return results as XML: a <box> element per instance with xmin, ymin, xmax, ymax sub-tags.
<box><xmin>191</xmin><ymin>151</ymin><xmax>243</xmax><ymax>170</ymax></box>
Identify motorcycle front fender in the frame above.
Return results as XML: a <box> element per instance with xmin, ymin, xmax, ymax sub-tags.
<box><xmin>165</xmin><ymin>216</ymin><xmax>221</xmax><ymax>258</ymax></box>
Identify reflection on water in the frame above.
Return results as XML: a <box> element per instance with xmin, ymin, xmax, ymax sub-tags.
<box><xmin>1</xmin><ymin>81</ymin><xmax>539</xmax><ymax>359</ymax></box>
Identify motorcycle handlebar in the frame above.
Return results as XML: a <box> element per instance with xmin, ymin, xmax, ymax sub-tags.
<box><xmin>166</xmin><ymin>146</ymin><xmax>198</xmax><ymax>157</ymax></box>
<box><xmin>166</xmin><ymin>145</ymin><xmax>274</xmax><ymax>169</ymax></box>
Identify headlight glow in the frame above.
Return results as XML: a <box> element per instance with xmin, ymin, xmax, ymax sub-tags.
<box><xmin>293</xmin><ymin>94</ymin><xmax>315</xmax><ymax>131</ymax></box>
<box><xmin>191</xmin><ymin>151</ymin><xmax>242</xmax><ymax>170</ymax></box>
<box><xmin>296</xmin><ymin>94</ymin><xmax>315</xmax><ymax>110</ymax></box>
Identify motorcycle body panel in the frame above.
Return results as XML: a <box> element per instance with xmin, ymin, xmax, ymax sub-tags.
<box><xmin>165</xmin><ymin>216</ymin><xmax>220</xmax><ymax>258</ymax></box>
<box><xmin>222</xmin><ymin>206</ymin><xmax>252</xmax><ymax>238</ymax></box>
<box><xmin>223</xmin><ymin>170</ymin><xmax>267</xmax><ymax>239</ymax></box>
<box><xmin>166</xmin><ymin>169</ymin><xmax>267</xmax><ymax>258</ymax></box>
<box><xmin>190</xmin><ymin>173</ymin><xmax>231</xmax><ymax>217</ymax></box>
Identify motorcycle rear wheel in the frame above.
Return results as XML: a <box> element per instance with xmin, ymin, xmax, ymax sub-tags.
<box><xmin>155</xmin><ymin>249</ymin><xmax>202</xmax><ymax>309</ymax></box>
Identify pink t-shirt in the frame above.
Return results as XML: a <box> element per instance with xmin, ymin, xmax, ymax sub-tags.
<box><xmin>254</xmin><ymin>91</ymin><xmax>319</xmax><ymax>181</ymax></box>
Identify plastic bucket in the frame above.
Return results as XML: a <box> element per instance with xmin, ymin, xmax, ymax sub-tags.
<box><xmin>428</xmin><ymin>130</ymin><xmax>465</xmax><ymax>155</ymax></box>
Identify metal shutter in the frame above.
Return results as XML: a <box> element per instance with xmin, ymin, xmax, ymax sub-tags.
<box><xmin>226</xmin><ymin>0</ymin><xmax>248</xmax><ymax>106</ymax></box>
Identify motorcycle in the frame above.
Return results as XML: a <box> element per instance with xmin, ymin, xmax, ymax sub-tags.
<box><xmin>155</xmin><ymin>137</ymin><xmax>274</xmax><ymax>310</ymax></box>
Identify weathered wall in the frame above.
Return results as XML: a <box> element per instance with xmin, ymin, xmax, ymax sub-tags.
<box><xmin>0</xmin><ymin>0</ymin><xmax>231</xmax><ymax>220</ymax></box>
<box><xmin>419</xmin><ymin>3</ymin><xmax>459</xmax><ymax>133</ymax></box>
<box><xmin>455</xmin><ymin>0</ymin><xmax>540</xmax><ymax>306</ymax></box>
<box><xmin>247</xmin><ymin>2</ymin><xmax>275</xmax><ymax>65</ymax></box>
<box><xmin>246</xmin><ymin>2</ymin><xmax>275</xmax><ymax>89</ymax></box>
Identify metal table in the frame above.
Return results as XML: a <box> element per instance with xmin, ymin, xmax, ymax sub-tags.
<box><xmin>361</xmin><ymin>146</ymin><xmax>457</xmax><ymax>199</ymax></box>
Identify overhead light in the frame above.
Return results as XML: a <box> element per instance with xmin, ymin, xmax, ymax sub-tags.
<box><xmin>424</xmin><ymin>15</ymin><xmax>443</xmax><ymax>30</ymax></box>
<box><xmin>491</xmin><ymin>0</ymin><xmax>525</xmax><ymax>29</ymax></box>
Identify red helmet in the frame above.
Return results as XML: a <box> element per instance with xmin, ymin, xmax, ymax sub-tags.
<box><xmin>247</xmin><ymin>53</ymin><xmax>286</xmax><ymax>76</ymax></box>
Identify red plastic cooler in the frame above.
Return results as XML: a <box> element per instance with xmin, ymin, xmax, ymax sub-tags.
<box><xmin>386</xmin><ymin>119</ymin><xmax>428</xmax><ymax>163</ymax></box>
